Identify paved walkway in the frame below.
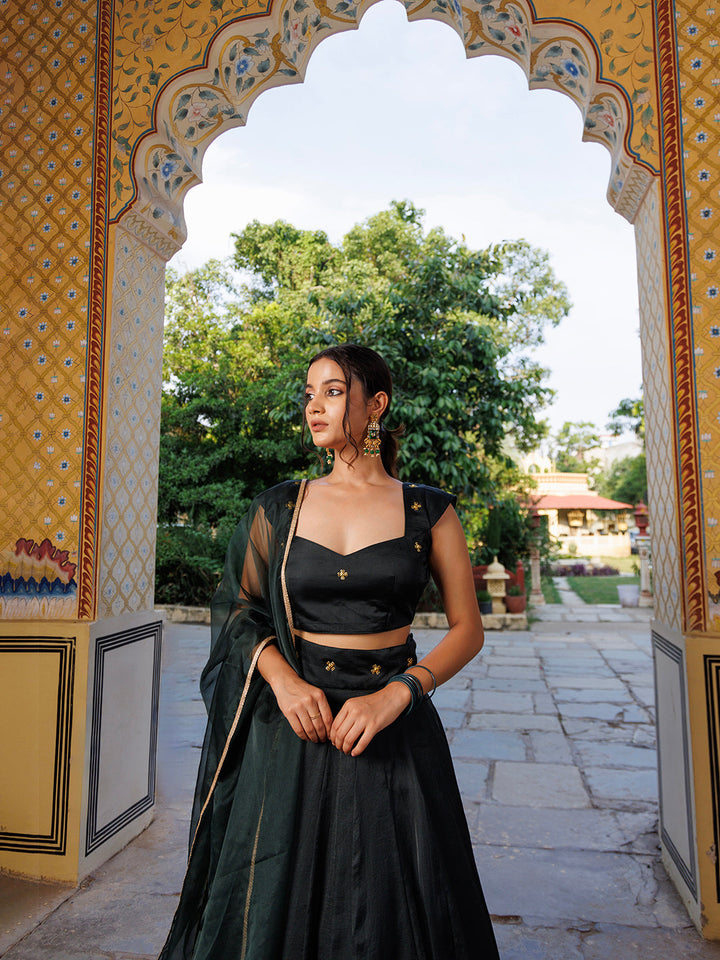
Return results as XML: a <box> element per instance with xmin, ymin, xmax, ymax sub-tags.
<box><xmin>2</xmin><ymin>612</ymin><xmax>720</xmax><ymax>959</ymax></box>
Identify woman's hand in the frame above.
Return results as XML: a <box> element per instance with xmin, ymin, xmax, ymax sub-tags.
<box><xmin>271</xmin><ymin>671</ymin><xmax>334</xmax><ymax>743</ymax></box>
<box><xmin>257</xmin><ymin>644</ymin><xmax>333</xmax><ymax>743</ymax></box>
<box><xmin>330</xmin><ymin>682</ymin><xmax>411</xmax><ymax>757</ymax></box>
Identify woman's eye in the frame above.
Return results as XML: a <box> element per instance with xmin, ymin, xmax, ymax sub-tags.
<box><xmin>304</xmin><ymin>393</ymin><xmax>313</xmax><ymax>404</ymax></box>
<box><xmin>327</xmin><ymin>388</ymin><xmax>342</xmax><ymax>397</ymax></box>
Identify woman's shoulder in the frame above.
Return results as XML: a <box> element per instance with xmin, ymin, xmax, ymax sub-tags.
<box><xmin>405</xmin><ymin>482</ymin><xmax>457</xmax><ymax>526</ymax></box>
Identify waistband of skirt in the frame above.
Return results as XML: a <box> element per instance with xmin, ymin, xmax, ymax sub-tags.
<box><xmin>295</xmin><ymin>634</ymin><xmax>417</xmax><ymax>688</ymax></box>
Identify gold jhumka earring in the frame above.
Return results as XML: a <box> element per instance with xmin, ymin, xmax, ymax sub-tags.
<box><xmin>325</xmin><ymin>448</ymin><xmax>334</xmax><ymax>466</ymax></box>
<box><xmin>363</xmin><ymin>415</ymin><xmax>381</xmax><ymax>458</ymax></box>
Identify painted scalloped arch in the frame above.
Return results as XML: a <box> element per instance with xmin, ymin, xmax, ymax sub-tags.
<box><xmin>121</xmin><ymin>0</ymin><xmax>656</xmax><ymax>258</ymax></box>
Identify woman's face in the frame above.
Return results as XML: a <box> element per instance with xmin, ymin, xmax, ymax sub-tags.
<box><xmin>305</xmin><ymin>358</ymin><xmax>372</xmax><ymax>451</ymax></box>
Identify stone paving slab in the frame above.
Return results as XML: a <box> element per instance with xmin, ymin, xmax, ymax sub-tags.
<box><xmin>552</xmin><ymin>687</ymin><xmax>635</xmax><ymax>704</ymax></box>
<box><xmin>473</xmin><ymin>805</ymin><xmax>646</xmax><ymax>852</ymax></box>
<box><xmin>472</xmin><ymin>690</ymin><xmax>535</xmax><ymax>713</ymax></box>
<box><xmin>584</xmin><ymin>766</ymin><xmax>658</xmax><ymax>803</ymax></box>
<box><xmin>466</xmin><ymin>712</ymin><xmax>565</xmax><ymax>733</ymax></box>
<box><xmin>562</xmin><ymin>717</ymin><xmax>654</xmax><ymax>742</ymax></box>
<box><xmin>492</xmin><ymin>761</ymin><xmax>591</xmax><ymax>808</ymax></box>
<box><xmin>452</xmin><ymin>728</ymin><xmax>527</xmax><ymax>762</ymax></box>
<box><xmin>472</xmin><ymin>677</ymin><xmax>549</xmax><ymax>692</ymax></box>
<box><xmin>581</xmin><ymin>923</ymin><xmax>720</xmax><ymax>960</ymax></box>
<box><xmin>558</xmin><ymin>702</ymin><xmax>650</xmax><ymax>722</ymax></box>
<box><xmin>572</xmin><ymin>740</ymin><xmax>657</xmax><ymax>769</ymax></box>
<box><xmin>477</xmin><ymin>846</ymin><xmax>681</xmax><ymax>927</ymax></box>
<box><xmin>528</xmin><ymin>730</ymin><xmax>574</xmax><ymax>764</ymax></box>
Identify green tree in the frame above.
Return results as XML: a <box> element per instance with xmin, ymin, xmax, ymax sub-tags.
<box><xmin>552</xmin><ymin>420</ymin><xmax>600</xmax><ymax>473</ymax></box>
<box><xmin>160</xmin><ymin>202</ymin><xmax>570</xmax><ymax>542</ymax></box>
<box><xmin>607</xmin><ymin>394</ymin><xmax>644</xmax><ymax>441</ymax></box>
<box><xmin>159</xmin><ymin>260</ymin><xmax>310</xmax><ymax>531</ymax></box>
<box><xmin>596</xmin><ymin>453</ymin><xmax>647</xmax><ymax>506</ymax></box>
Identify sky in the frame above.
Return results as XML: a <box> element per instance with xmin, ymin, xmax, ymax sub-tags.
<box><xmin>168</xmin><ymin>0</ymin><xmax>642</xmax><ymax>437</ymax></box>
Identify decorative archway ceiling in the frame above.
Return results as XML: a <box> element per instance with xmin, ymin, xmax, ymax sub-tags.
<box><xmin>111</xmin><ymin>0</ymin><xmax>660</xmax><ymax>257</ymax></box>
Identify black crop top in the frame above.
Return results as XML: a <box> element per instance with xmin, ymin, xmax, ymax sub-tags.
<box><xmin>284</xmin><ymin>483</ymin><xmax>456</xmax><ymax>634</ymax></box>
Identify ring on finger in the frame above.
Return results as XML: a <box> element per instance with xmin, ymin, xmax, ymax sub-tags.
<box><xmin>308</xmin><ymin>712</ymin><xmax>321</xmax><ymax>720</ymax></box>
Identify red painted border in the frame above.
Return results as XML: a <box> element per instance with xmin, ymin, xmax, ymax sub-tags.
<box><xmin>78</xmin><ymin>0</ymin><xmax>114</xmax><ymax>619</ymax></box>
<box><xmin>655</xmin><ymin>0</ymin><xmax>705</xmax><ymax>632</ymax></box>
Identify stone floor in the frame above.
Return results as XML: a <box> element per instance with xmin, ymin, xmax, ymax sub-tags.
<box><xmin>2</xmin><ymin>612</ymin><xmax>720</xmax><ymax>959</ymax></box>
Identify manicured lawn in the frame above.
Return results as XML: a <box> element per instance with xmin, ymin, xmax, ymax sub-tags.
<box><xmin>566</xmin><ymin>575</ymin><xmax>640</xmax><ymax>604</ymax></box>
<box><xmin>540</xmin><ymin>576</ymin><xmax>562</xmax><ymax>605</ymax></box>
<box><xmin>595</xmin><ymin>555</ymin><xmax>639</xmax><ymax>574</ymax></box>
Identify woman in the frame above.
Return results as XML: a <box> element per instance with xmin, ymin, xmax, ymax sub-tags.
<box><xmin>159</xmin><ymin>344</ymin><xmax>499</xmax><ymax>960</ymax></box>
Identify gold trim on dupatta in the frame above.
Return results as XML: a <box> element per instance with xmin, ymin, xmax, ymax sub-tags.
<box><xmin>188</xmin><ymin>633</ymin><xmax>274</xmax><ymax>857</ymax></box>
<box><xmin>281</xmin><ymin>478</ymin><xmax>306</xmax><ymax>651</ymax></box>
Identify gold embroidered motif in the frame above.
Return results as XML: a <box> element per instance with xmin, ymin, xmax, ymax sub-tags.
<box><xmin>411</xmin><ymin>501</ymin><xmax>421</xmax><ymax>512</ymax></box>
<box><xmin>371</xmin><ymin>664</ymin><xmax>381</xmax><ymax>675</ymax></box>
<box><xmin>325</xmin><ymin>660</ymin><xmax>336</xmax><ymax>672</ymax></box>
<box><xmin>337</xmin><ymin>568</ymin><xmax>348</xmax><ymax>580</ymax></box>
<box><xmin>407</xmin><ymin>657</ymin><xmax>415</xmax><ymax>666</ymax></box>
<box><xmin>286</xmin><ymin>501</ymin><xmax>294</xmax><ymax>509</ymax></box>
<box><xmin>409</xmin><ymin>483</ymin><xmax>418</xmax><ymax>488</ymax></box>
<box><xmin>414</xmin><ymin>541</ymin><xmax>422</xmax><ymax>552</ymax></box>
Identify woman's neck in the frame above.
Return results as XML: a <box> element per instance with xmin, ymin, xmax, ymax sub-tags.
<box><xmin>323</xmin><ymin>450</ymin><xmax>395</xmax><ymax>486</ymax></box>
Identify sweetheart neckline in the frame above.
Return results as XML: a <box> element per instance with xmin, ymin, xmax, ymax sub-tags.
<box><xmin>292</xmin><ymin>481</ymin><xmax>413</xmax><ymax>557</ymax></box>
<box><xmin>292</xmin><ymin>534</ymin><xmax>407</xmax><ymax>558</ymax></box>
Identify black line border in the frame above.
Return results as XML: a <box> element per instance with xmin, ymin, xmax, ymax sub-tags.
<box><xmin>704</xmin><ymin>650</ymin><xmax>720</xmax><ymax>901</ymax></box>
<box><xmin>85</xmin><ymin>620</ymin><xmax>162</xmax><ymax>855</ymax></box>
<box><xmin>653</xmin><ymin>631</ymin><xmax>697</xmax><ymax>899</ymax></box>
<box><xmin>0</xmin><ymin>637</ymin><xmax>76</xmax><ymax>855</ymax></box>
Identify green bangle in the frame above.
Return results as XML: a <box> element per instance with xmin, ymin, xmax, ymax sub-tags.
<box><xmin>409</xmin><ymin>663</ymin><xmax>437</xmax><ymax>698</ymax></box>
<box><xmin>387</xmin><ymin>673</ymin><xmax>422</xmax><ymax>714</ymax></box>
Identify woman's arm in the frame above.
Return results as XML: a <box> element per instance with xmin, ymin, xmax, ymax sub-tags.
<box><xmin>330</xmin><ymin>505</ymin><xmax>483</xmax><ymax>756</ymax></box>
<box><xmin>406</xmin><ymin>504</ymin><xmax>485</xmax><ymax>689</ymax></box>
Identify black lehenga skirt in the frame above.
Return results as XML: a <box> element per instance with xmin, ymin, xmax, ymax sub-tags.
<box><xmin>282</xmin><ymin>636</ymin><xmax>499</xmax><ymax>960</ymax></box>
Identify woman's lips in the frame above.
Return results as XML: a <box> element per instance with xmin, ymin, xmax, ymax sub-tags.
<box><xmin>310</xmin><ymin>421</ymin><xmax>328</xmax><ymax>431</ymax></box>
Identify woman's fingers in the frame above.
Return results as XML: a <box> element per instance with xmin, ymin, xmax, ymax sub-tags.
<box><xmin>350</xmin><ymin>728</ymin><xmax>374</xmax><ymax>757</ymax></box>
<box><xmin>318</xmin><ymin>695</ymin><xmax>334</xmax><ymax>732</ymax></box>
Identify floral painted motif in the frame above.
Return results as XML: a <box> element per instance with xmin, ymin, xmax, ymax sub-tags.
<box><xmin>532</xmin><ymin>40</ymin><xmax>590</xmax><ymax>102</ymax></box>
<box><xmin>585</xmin><ymin>95</ymin><xmax>623</xmax><ymax>150</ymax></box>
<box><xmin>147</xmin><ymin>149</ymin><xmax>194</xmax><ymax>202</ymax></box>
<box><xmin>565</xmin><ymin>0</ymin><xmax>656</xmax><ymax>155</ymax></box>
<box><xmin>172</xmin><ymin>86</ymin><xmax>236</xmax><ymax>144</ymax></box>
<box><xmin>464</xmin><ymin>1</ymin><xmax>529</xmax><ymax>62</ymax></box>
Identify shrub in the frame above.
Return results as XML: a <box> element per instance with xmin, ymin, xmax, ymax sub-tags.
<box><xmin>155</xmin><ymin>523</ymin><xmax>228</xmax><ymax>607</ymax></box>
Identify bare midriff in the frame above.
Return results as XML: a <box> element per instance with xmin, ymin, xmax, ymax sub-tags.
<box><xmin>296</xmin><ymin>624</ymin><xmax>413</xmax><ymax>649</ymax></box>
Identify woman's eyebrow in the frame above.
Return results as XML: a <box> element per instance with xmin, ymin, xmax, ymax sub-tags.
<box><xmin>305</xmin><ymin>378</ymin><xmax>347</xmax><ymax>387</ymax></box>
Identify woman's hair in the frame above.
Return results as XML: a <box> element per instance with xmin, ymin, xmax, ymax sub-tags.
<box><xmin>305</xmin><ymin>343</ymin><xmax>404</xmax><ymax>477</ymax></box>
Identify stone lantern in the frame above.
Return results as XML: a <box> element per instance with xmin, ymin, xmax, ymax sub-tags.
<box><xmin>485</xmin><ymin>556</ymin><xmax>510</xmax><ymax>615</ymax></box>
<box><xmin>634</xmin><ymin>501</ymin><xmax>650</xmax><ymax>535</ymax></box>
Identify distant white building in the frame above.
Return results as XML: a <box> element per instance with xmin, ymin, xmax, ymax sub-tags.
<box><xmin>586</xmin><ymin>433</ymin><xmax>643</xmax><ymax>470</ymax></box>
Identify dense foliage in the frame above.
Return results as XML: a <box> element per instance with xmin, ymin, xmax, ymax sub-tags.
<box><xmin>596</xmin><ymin>452</ymin><xmax>647</xmax><ymax>506</ymax></box>
<box><xmin>158</xmin><ymin>202</ymin><xmax>571</xmax><ymax>601</ymax></box>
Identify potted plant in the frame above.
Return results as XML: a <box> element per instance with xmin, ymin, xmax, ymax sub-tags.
<box><xmin>477</xmin><ymin>589</ymin><xmax>492</xmax><ymax>615</ymax></box>
<box><xmin>505</xmin><ymin>583</ymin><xmax>526</xmax><ymax>614</ymax></box>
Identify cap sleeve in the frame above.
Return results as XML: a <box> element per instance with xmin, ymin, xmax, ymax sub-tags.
<box><xmin>424</xmin><ymin>486</ymin><xmax>457</xmax><ymax>527</ymax></box>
